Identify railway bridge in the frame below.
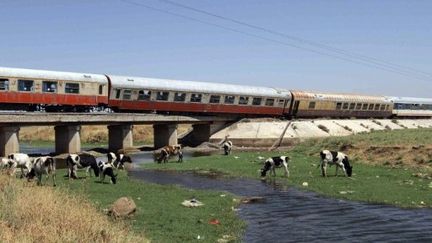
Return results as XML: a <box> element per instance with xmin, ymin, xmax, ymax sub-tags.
<box><xmin>0</xmin><ymin>113</ymin><xmax>236</xmax><ymax>156</ymax></box>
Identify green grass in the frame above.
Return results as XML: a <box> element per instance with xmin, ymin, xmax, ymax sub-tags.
<box><xmin>144</xmin><ymin>129</ymin><xmax>432</xmax><ymax>208</ymax></box>
<box><xmin>54</xmin><ymin>169</ymin><xmax>245</xmax><ymax>243</ymax></box>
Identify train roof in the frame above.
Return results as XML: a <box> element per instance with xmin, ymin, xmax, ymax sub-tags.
<box><xmin>0</xmin><ymin>67</ymin><xmax>108</xmax><ymax>84</ymax></box>
<box><xmin>291</xmin><ymin>90</ymin><xmax>391</xmax><ymax>103</ymax></box>
<box><xmin>108</xmin><ymin>75</ymin><xmax>292</xmax><ymax>98</ymax></box>
<box><xmin>386</xmin><ymin>96</ymin><xmax>432</xmax><ymax>105</ymax></box>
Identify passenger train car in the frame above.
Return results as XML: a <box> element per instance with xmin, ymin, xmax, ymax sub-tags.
<box><xmin>290</xmin><ymin>91</ymin><xmax>392</xmax><ymax>118</ymax></box>
<box><xmin>107</xmin><ymin>75</ymin><xmax>292</xmax><ymax>115</ymax></box>
<box><xmin>0</xmin><ymin>67</ymin><xmax>108</xmax><ymax>112</ymax></box>
<box><xmin>0</xmin><ymin>66</ymin><xmax>430</xmax><ymax>118</ymax></box>
<box><xmin>387</xmin><ymin>97</ymin><xmax>432</xmax><ymax>117</ymax></box>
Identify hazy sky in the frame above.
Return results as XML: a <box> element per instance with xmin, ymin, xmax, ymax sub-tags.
<box><xmin>1</xmin><ymin>0</ymin><xmax>431</xmax><ymax>97</ymax></box>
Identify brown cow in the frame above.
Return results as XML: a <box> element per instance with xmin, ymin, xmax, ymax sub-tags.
<box><xmin>157</xmin><ymin>145</ymin><xmax>183</xmax><ymax>163</ymax></box>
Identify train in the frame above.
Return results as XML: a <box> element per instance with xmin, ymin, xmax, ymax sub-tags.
<box><xmin>0</xmin><ymin>66</ymin><xmax>431</xmax><ymax>118</ymax></box>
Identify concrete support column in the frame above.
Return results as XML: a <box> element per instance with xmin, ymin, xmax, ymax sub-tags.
<box><xmin>108</xmin><ymin>124</ymin><xmax>134</xmax><ymax>152</ymax></box>
<box><xmin>189</xmin><ymin>123</ymin><xmax>211</xmax><ymax>147</ymax></box>
<box><xmin>153</xmin><ymin>124</ymin><xmax>178</xmax><ymax>149</ymax></box>
<box><xmin>0</xmin><ymin>126</ymin><xmax>20</xmax><ymax>157</ymax></box>
<box><xmin>55</xmin><ymin>125</ymin><xmax>81</xmax><ymax>154</ymax></box>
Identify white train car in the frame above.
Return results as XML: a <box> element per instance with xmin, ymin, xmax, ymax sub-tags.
<box><xmin>387</xmin><ymin>96</ymin><xmax>432</xmax><ymax>117</ymax></box>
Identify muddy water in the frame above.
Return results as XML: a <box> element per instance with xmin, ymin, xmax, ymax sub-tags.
<box><xmin>129</xmin><ymin>169</ymin><xmax>432</xmax><ymax>242</ymax></box>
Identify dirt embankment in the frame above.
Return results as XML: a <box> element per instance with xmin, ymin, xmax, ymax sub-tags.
<box><xmin>20</xmin><ymin>124</ymin><xmax>191</xmax><ymax>144</ymax></box>
<box><xmin>328</xmin><ymin>142</ymin><xmax>432</xmax><ymax>170</ymax></box>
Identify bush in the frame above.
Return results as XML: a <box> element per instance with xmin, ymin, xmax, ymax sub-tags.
<box><xmin>317</xmin><ymin>124</ymin><xmax>330</xmax><ymax>133</ymax></box>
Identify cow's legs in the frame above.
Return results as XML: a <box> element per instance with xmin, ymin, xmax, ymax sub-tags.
<box><xmin>283</xmin><ymin>163</ymin><xmax>289</xmax><ymax>177</ymax></box>
<box><xmin>321</xmin><ymin>162</ymin><xmax>327</xmax><ymax>177</ymax></box>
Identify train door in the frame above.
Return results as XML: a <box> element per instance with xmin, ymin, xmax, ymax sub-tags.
<box><xmin>292</xmin><ymin>100</ymin><xmax>300</xmax><ymax>117</ymax></box>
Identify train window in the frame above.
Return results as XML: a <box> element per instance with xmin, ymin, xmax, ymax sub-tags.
<box><xmin>355</xmin><ymin>103</ymin><xmax>362</xmax><ymax>110</ymax></box>
<box><xmin>224</xmin><ymin>95</ymin><xmax>235</xmax><ymax>104</ymax></box>
<box><xmin>65</xmin><ymin>83</ymin><xmax>79</xmax><ymax>94</ymax></box>
<box><xmin>115</xmin><ymin>89</ymin><xmax>121</xmax><ymax>99</ymax></box>
<box><xmin>239</xmin><ymin>96</ymin><xmax>249</xmax><ymax>105</ymax></box>
<box><xmin>386</xmin><ymin>104</ymin><xmax>390</xmax><ymax>110</ymax></box>
<box><xmin>174</xmin><ymin>92</ymin><xmax>186</xmax><ymax>102</ymax></box>
<box><xmin>362</xmin><ymin>103</ymin><xmax>368</xmax><ymax>110</ymax></box>
<box><xmin>123</xmin><ymin>90</ymin><xmax>132</xmax><ymax>100</ymax></box>
<box><xmin>279</xmin><ymin>99</ymin><xmax>285</xmax><ymax>106</ymax></box>
<box><xmin>156</xmin><ymin>91</ymin><xmax>169</xmax><ymax>101</ymax></box>
<box><xmin>42</xmin><ymin>81</ymin><xmax>57</xmax><ymax>93</ymax></box>
<box><xmin>380</xmin><ymin>104</ymin><xmax>386</xmax><ymax>111</ymax></box>
<box><xmin>265</xmin><ymin>98</ymin><xmax>275</xmax><ymax>106</ymax></box>
<box><xmin>138</xmin><ymin>90</ymin><xmax>151</xmax><ymax>100</ymax></box>
<box><xmin>368</xmin><ymin>104</ymin><xmax>374</xmax><ymax>110</ymax></box>
<box><xmin>308</xmin><ymin>101</ymin><xmax>316</xmax><ymax>109</ymax></box>
<box><xmin>99</xmin><ymin>85</ymin><xmax>103</xmax><ymax>95</ymax></box>
<box><xmin>336</xmin><ymin>102</ymin><xmax>342</xmax><ymax>110</ymax></box>
<box><xmin>374</xmin><ymin>104</ymin><xmax>380</xmax><ymax>110</ymax></box>
<box><xmin>0</xmin><ymin>79</ymin><xmax>9</xmax><ymax>91</ymax></box>
<box><xmin>252</xmin><ymin>97</ymin><xmax>262</xmax><ymax>106</ymax></box>
<box><xmin>190</xmin><ymin>93</ymin><xmax>202</xmax><ymax>103</ymax></box>
<box><xmin>349</xmin><ymin>103</ymin><xmax>355</xmax><ymax>110</ymax></box>
<box><xmin>18</xmin><ymin>80</ymin><xmax>34</xmax><ymax>92</ymax></box>
<box><xmin>209</xmin><ymin>95</ymin><xmax>221</xmax><ymax>104</ymax></box>
<box><xmin>342</xmin><ymin>103</ymin><xmax>349</xmax><ymax>109</ymax></box>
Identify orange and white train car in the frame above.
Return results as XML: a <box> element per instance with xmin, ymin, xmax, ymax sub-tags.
<box><xmin>107</xmin><ymin>75</ymin><xmax>292</xmax><ymax>116</ymax></box>
<box><xmin>0</xmin><ymin>67</ymin><xmax>109</xmax><ymax>111</ymax></box>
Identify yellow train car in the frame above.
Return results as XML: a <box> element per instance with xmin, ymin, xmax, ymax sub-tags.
<box><xmin>290</xmin><ymin>91</ymin><xmax>393</xmax><ymax>118</ymax></box>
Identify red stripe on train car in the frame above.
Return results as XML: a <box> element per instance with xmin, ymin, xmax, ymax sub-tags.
<box><xmin>0</xmin><ymin>92</ymin><xmax>107</xmax><ymax>106</ymax></box>
<box><xmin>109</xmin><ymin>100</ymin><xmax>284</xmax><ymax>115</ymax></box>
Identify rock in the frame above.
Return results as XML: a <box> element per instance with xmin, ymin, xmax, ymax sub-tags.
<box><xmin>109</xmin><ymin>197</ymin><xmax>137</xmax><ymax>218</ymax></box>
<box><xmin>302</xmin><ymin>182</ymin><xmax>308</xmax><ymax>187</ymax></box>
<box><xmin>182</xmin><ymin>198</ymin><xmax>204</xmax><ymax>207</ymax></box>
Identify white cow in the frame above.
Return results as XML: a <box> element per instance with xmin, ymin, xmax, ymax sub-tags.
<box><xmin>8</xmin><ymin>153</ymin><xmax>32</xmax><ymax>178</ymax></box>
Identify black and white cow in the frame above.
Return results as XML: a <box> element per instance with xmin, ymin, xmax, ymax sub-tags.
<box><xmin>319</xmin><ymin>150</ymin><xmax>353</xmax><ymax>177</ymax></box>
<box><xmin>260</xmin><ymin>156</ymin><xmax>290</xmax><ymax>178</ymax></box>
<box><xmin>7</xmin><ymin>153</ymin><xmax>32</xmax><ymax>178</ymax></box>
<box><xmin>27</xmin><ymin>156</ymin><xmax>56</xmax><ymax>186</ymax></box>
<box><xmin>66</xmin><ymin>154</ymin><xmax>100</xmax><ymax>179</ymax></box>
<box><xmin>98</xmin><ymin>161</ymin><xmax>117</xmax><ymax>184</ymax></box>
<box><xmin>107</xmin><ymin>152</ymin><xmax>133</xmax><ymax>169</ymax></box>
<box><xmin>222</xmin><ymin>141</ymin><xmax>233</xmax><ymax>155</ymax></box>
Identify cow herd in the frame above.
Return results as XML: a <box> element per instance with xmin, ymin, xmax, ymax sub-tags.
<box><xmin>0</xmin><ymin>152</ymin><xmax>133</xmax><ymax>186</ymax></box>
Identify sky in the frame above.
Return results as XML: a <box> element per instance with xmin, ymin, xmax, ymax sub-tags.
<box><xmin>0</xmin><ymin>0</ymin><xmax>431</xmax><ymax>97</ymax></box>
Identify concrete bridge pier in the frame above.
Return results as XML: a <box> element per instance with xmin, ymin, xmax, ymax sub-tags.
<box><xmin>0</xmin><ymin>126</ymin><xmax>20</xmax><ymax>156</ymax></box>
<box><xmin>185</xmin><ymin>122</ymin><xmax>229</xmax><ymax>147</ymax></box>
<box><xmin>108</xmin><ymin>124</ymin><xmax>133</xmax><ymax>152</ymax></box>
<box><xmin>153</xmin><ymin>124</ymin><xmax>177</xmax><ymax>149</ymax></box>
<box><xmin>55</xmin><ymin>125</ymin><xmax>81</xmax><ymax>154</ymax></box>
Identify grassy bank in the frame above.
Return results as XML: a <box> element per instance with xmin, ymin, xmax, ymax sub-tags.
<box><xmin>56</xmin><ymin>170</ymin><xmax>245</xmax><ymax>243</ymax></box>
<box><xmin>0</xmin><ymin>174</ymin><xmax>147</xmax><ymax>242</ymax></box>
<box><xmin>144</xmin><ymin>129</ymin><xmax>432</xmax><ymax>208</ymax></box>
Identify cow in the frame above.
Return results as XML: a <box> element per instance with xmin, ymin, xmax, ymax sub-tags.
<box><xmin>98</xmin><ymin>161</ymin><xmax>117</xmax><ymax>184</ymax></box>
<box><xmin>107</xmin><ymin>152</ymin><xmax>133</xmax><ymax>169</ymax></box>
<box><xmin>222</xmin><ymin>141</ymin><xmax>233</xmax><ymax>155</ymax></box>
<box><xmin>260</xmin><ymin>156</ymin><xmax>290</xmax><ymax>178</ymax></box>
<box><xmin>7</xmin><ymin>153</ymin><xmax>32</xmax><ymax>178</ymax></box>
<box><xmin>1</xmin><ymin>157</ymin><xmax>10</xmax><ymax>169</ymax></box>
<box><xmin>66</xmin><ymin>154</ymin><xmax>100</xmax><ymax>179</ymax></box>
<box><xmin>157</xmin><ymin>145</ymin><xmax>182</xmax><ymax>163</ymax></box>
<box><xmin>27</xmin><ymin>156</ymin><xmax>56</xmax><ymax>186</ymax></box>
<box><xmin>319</xmin><ymin>150</ymin><xmax>353</xmax><ymax>177</ymax></box>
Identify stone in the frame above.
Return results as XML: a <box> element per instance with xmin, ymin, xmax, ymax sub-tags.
<box><xmin>109</xmin><ymin>197</ymin><xmax>137</xmax><ymax>218</ymax></box>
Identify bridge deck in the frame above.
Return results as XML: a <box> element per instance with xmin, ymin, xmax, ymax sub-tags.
<box><xmin>0</xmin><ymin>112</ymin><xmax>237</xmax><ymax>126</ymax></box>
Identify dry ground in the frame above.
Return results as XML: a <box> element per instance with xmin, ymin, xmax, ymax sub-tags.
<box><xmin>0</xmin><ymin>174</ymin><xmax>147</xmax><ymax>243</ymax></box>
<box><xmin>20</xmin><ymin>124</ymin><xmax>191</xmax><ymax>144</ymax></box>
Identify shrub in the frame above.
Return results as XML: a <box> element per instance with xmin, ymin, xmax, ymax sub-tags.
<box><xmin>317</xmin><ymin>124</ymin><xmax>330</xmax><ymax>133</ymax></box>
